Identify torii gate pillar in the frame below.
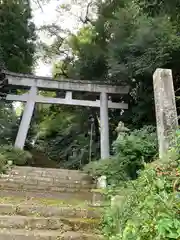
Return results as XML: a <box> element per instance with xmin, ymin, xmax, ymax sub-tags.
<box><xmin>100</xmin><ymin>92</ymin><xmax>109</xmax><ymax>159</ymax></box>
<box><xmin>15</xmin><ymin>89</ymin><xmax>111</xmax><ymax>158</ymax></box>
<box><xmin>14</xmin><ymin>86</ymin><xmax>37</xmax><ymax>149</ymax></box>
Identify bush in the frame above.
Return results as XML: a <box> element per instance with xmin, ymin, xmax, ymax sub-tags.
<box><xmin>84</xmin><ymin>125</ymin><xmax>157</xmax><ymax>184</ymax></box>
<box><xmin>84</xmin><ymin>157</ymin><xmax>129</xmax><ymax>185</ymax></box>
<box><xmin>0</xmin><ymin>145</ymin><xmax>32</xmax><ymax>166</ymax></box>
<box><xmin>102</xmin><ymin>159</ymin><xmax>180</xmax><ymax>239</ymax></box>
<box><xmin>113</xmin><ymin>125</ymin><xmax>157</xmax><ymax>179</ymax></box>
<box><xmin>0</xmin><ymin>153</ymin><xmax>7</xmax><ymax>173</ymax></box>
<box><xmin>102</xmin><ymin>132</ymin><xmax>180</xmax><ymax>240</ymax></box>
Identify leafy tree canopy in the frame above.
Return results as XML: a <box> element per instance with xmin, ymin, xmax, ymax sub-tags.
<box><xmin>0</xmin><ymin>0</ymin><xmax>36</xmax><ymax>147</ymax></box>
<box><xmin>32</xmin><ymin>0</ymin><xmax>180</xmax><ymax>168</ymax></box>
<box><xmin>0</xmin><ymin>0</ymin><xmax>36</xmax><ymax>72</ymax></box>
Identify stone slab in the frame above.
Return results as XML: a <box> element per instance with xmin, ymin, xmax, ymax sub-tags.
<box><xmin>0</xmin><ymin>176</ymin><xmax>94</xmax><ymax>188</ymax></box>
<box><xmin>0</xmin><ymin>189</ymin><xmax>94</xmax><ymax>202</ymax></box>
<box><xmin>0</xmin><ymin>204</ymin><xmax>101</xmax><ymax>219</ymax></box>
<box><xmin>153</xmin><ymin>68</ymin><xmax>178</xmax><ymax>158</ymax></box>
<box><xmin>0</xmin><ymin>181</ymin><xmax>94</xmax><ymax>192</ymax></box>
<box><xmin>7</xmin><ymin>167</ymin><xmax>93</xmax><ymax>182</ymax></box>
<box><xmin>0</xmin><ymin>229</ymin><xmax>102</xmax><ymax>240</ymax></box>
<box><xmin>7</xmin><ymin>93</ymin><xmax>128</xmax><ymax>109</ymax></box>
<box><xmin>0</xmin><ymin>215</ymin><xmax>99</xmax><ymax>231</ymax></box>
<box><xmin>5</xmin><ymin>70</ymin><xmax>129</xmax><ymax>94</ymax></box>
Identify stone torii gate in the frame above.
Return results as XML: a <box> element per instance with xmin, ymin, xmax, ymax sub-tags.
<box><xmin>4</xmin><ymin>71</ymin><xmax>129</xmax><ymax>159</ymax></box>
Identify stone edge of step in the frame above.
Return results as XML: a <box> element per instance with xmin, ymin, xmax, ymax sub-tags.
<box><xmin>0</xmin><ymin>181</ymin><xmax>95</xmax><ymax>190</ymax></box>
<box><xmin>0</xmin><ymin>228</ymin><xmax>103</xmax><ymax>239</ymax></box>
<box><xmin>8</xmin><ymin>167</ymin><xmax>92</xmax><ymax>177</ymax></box>
<box><xmin>0</xmin><ymin>184</ymin><xmax>95</xmax><ymax>193</ymax></box>
<box><xmin>0</xmin><ymin>203</ymin><xmax>102</xmax><ymax>218</ymax></box>
<box><xmin>0</xmin><ymin>214</ymin><xmax>100</xmax><ymax>231</ymax></box>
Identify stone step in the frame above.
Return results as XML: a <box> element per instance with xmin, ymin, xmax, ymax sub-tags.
<box><xmin>0</xmin><ymin>178</ymin><xmax>95</xmax><ymax>190</ymax></box>
<box><xmin>0</xmin><ymin>167</ymin><xmax>102</xmax><ymax>239</ymax></box>
<box><xmin>2</xmin><ymin>174</ymin><xmax>93</xmax><ymax>185</ymax></box>
<box><xmin>10</xmin><ymin>166</ymin><xmax>87</xmax><ymax>174</ymax></box>
<box><xmin>0</xmin><ymin>215</ymin><xmax>99</xmax><ymax>231</ymax></box>
<box><xmin>0</xmin><ymin>180</ymin><xmax>94</xmax><ymax>193</ymax></box>
<box><xmin>0</xmin><ymin>204</ymin><xmax>101</xmax><ymax>219</ymax></box>
<box><xmin>0</xmin><ymin>175</ymin><xmax>95</xmax><ymax>187</ymax></box>
<box><xmin>0</xmin><ymin>229</ymin><xmax>102</xmax><ymax>239</ymax></box>
<box><xmin>0</xmin><ymin>189</ymin><xmax>94</xmax><ymax>202</ymax></box>
<box><xmin>9</xmin><ymin>167</ymin><xmax>92</xmax><ymax>181</ymax></box>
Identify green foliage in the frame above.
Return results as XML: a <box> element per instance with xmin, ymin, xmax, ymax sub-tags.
<box><xmin>84</xmin><ymin>125</ymin><xmax>157</xmax><ymax>183</ymax></box>
<box><xmin>0</xmin><ymin>0</ymin><xmax>36</xmax><ymax>149</ymax></box>
<box><xmin>103</xmin><ymin>161</ymin><xmax>180</xmax><ymax>239</ymax></box>
<box><xmin>0</xmin><ymin>145</ymin><xmax>32</xmax><ymax>166</ymax></box>
<box><xmin>0</xmin><ymin>0</ymin><xmax>36</xmax><ymax>72</ymax></box>
<box><xmin>0</xmin><ymin>103</ymin><xmax>19</xmax><ymax>146</ymax></box>
<box><xmin>106</xmin><ymin>1</ymin><xmax>180</xmax><ymax>126</ymax></box>
<box><xmin>0</xmin><ymin>145</ymin><xmax>32</xmax><ymax>173</ymax></box>
<box><xmin>0</xmin><ymin>153</ymin><xmax>7</xmax><ymax>173</ymax></box>
<box><xmin>44</xmin><ymin>0</ymin><xmax>180</xmax><ymax>128</ymax></box>
<box><xmin>33</xmin><ymin>0</ymin><xmax>180</xmax><ymax>169</ymax></box>
<box><xmin>84</xmin><ymin>157</ymin><xmax>127</xmax><ymax>185</ymax></box>
<box><xmin>113</xmin><ymin>125</ymin><xmax>157</xmax><ymax>179</ymax></box>
<box><xmin>16</xmin><ymin>0</ymin><xmax>180</xmax><ymax>170</ymax></box>
<box><xmin>101</xmin><ymin>134</ymin><xmax>180</xmax><ymax>240</ymax></box>
<box><xmin>134</xmin><ymin>0</ymin><xmax>180</xmax><ymax>23</ymax></box>
<box><xmin>34</xmin><ymin>106</ymin><xmax>100</xmax><ymax>169</ymax></box>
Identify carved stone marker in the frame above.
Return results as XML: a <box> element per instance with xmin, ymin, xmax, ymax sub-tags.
<box><xmin>153</xmin><ymin>68</ymin><xmax>178</xmax><ymax>159</ymax></box>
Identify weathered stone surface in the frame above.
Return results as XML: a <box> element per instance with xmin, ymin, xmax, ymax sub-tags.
<box><xmin>0</xmin><ymin>183</ymin><xmax>93</xmax><ymax>193</ymax></box>
<box><xmin>0</xmin><ymin>179</ymin><xmax>94</xmax><ymax>190</ymax></box>
<box><xmin>0</xmin><ymin>166</ymin><xmax>102</xmax><ymax>239</ymax></box>
<box><xmin>61</xmin><ymin>231</ymin><xmax>102</xmax><ymax>240</ymax></box>
<box><xmin>0</xmin><ymin>229</ymin><xmax>102</xmax><ymax>240</ymax></box>
<box><xmin>5</xmin><ymin>70</ymin><xmax>128</xmax><ymax>94</ymax></box>
<box><xmin>8</xmin><ymin>167</ymin><xmax>93</xmax><ymax>182</ymax></box>
<box><xmin>100</xmin><ymin>92</ymin><xmax>109</xmax><ymax>159</ymax></box>
<box><xmin>14</xmin><ymin>86</ymin><xmax>37</xmax><ymax>149</ymax></box>
<box><xmin>0</xmin><ymin>189</ymin><xmax>94</xmax><ymax>202</ymax></box>
<box><xmin>0</xmin><ymin>167</ymin><xmax>95</xmax><ymax>199</ymax></box>
<box><xmin>0</xmin><ymin>204</ymin><xmax>101</xmax><ymax>219</ymax></box>
<box><xmin>0</xmin><ymin>215</ymin><xmax>98</xmax><ymax>231</ymax></box>
<box><xmin>153</xmin><ymin>68</ymin><xmax>178</xmax><ymax>158</ymax></box>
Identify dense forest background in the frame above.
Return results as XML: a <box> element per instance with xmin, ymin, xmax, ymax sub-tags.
<box><xmin>1</xmin><ymin>0</ymin><xmax>180</xmax><ymax>169</ymax></box>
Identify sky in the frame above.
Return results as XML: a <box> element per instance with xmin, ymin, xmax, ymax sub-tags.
<box><xmin>31</xmin><ymin>0</ymin><xmax>82</xmax><ymax>76</ymax></box>
<box><xmin>32</xmin><ymin>1</ymin><xmax>58</xmax><ymax>76</ymax></box>
<box><xmin>14</xmin><ymin>0</ymin><xmax>82</xmax><ymax>109</ymax></box>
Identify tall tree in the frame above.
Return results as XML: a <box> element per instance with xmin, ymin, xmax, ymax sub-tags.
<box><xmin>0</xmin><ymin>0</ymin><xmax>36</xmax><ymax>73</ymax></box>
<box><xmin>31</xmin><ymin>0</ymin><xmax>180</xmax><ymax>167</ymax></box>
<box><xmin>0</xmin><ymin>0</ymin><xmax>36</xmax><ymax>146</ymax></box>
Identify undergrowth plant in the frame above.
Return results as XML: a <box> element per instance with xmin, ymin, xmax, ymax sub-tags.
<box><xmin>0</xmin><ymin>145</ymin><xmax>32</xmax><ymax>167</ymax></box>
<box><xmin>102</xmin><ymin>131</ymin><xmax>180</xmax><ymax>240</ymax></box>
<box><xmin>0</xmin><ymin>153</ymin><xmax>7</xmax><ymax>173</ymax></box>
<box><xmin>84</xmin><ymin>125</ymin><xmax>157</xmax><ymax>184</ymax></box>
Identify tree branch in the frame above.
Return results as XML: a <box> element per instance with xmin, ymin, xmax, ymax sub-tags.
<box><xmin>79</xmin><ymin>1</ymin><xmax>93</xmax><ymax>24</ymax></box>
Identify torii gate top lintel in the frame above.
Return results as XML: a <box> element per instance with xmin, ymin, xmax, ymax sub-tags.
<box><xmin>4</xmin><ymin>70</ymin><xmax>129</xmax><ymax>94</ymax></box>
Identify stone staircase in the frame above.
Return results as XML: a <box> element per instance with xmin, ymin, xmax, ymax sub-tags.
<box><xmin>0</xmin><ymin>166</ymin><xmax>103</xmax><ymax>239</ymax></box>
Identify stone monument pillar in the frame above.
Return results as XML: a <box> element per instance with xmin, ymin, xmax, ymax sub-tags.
<box><xmin>153</xmin><ymin>68</ymin><xmax>178</xmax><ymax>158</ymax></box>
<box><xmin>100</xmin><ymin>92</ymin><xmax>109</xmax><ymax>159</ymax></box>
<box><xmin>15</xmin><ymin>86</ymin><xmax>37</xmax><ymax>149</ymax></box>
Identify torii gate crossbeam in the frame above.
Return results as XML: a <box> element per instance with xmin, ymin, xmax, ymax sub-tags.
<box><xmin>4</xmin><ymin>71</ymin><xmax>129</xmax><ymax>160</ymax></box>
